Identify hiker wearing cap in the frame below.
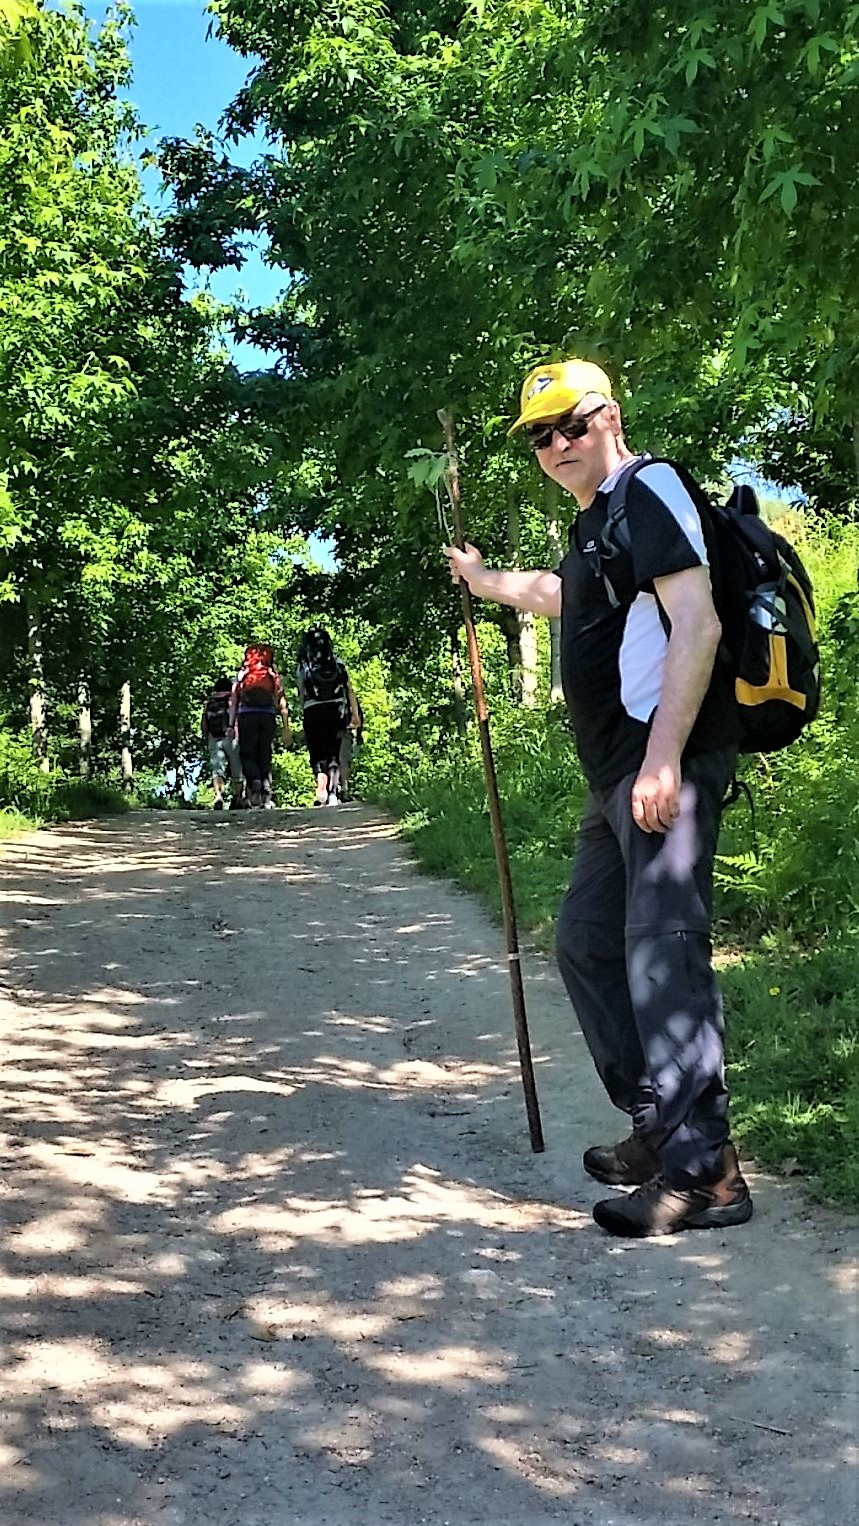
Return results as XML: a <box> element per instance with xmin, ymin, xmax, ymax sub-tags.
<box><xmin>444</xmin><ymin>358</ymin><xmax>751</xmax><ymax>1239</ymax></box>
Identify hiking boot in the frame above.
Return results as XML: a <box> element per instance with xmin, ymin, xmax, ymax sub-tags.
<box><xmin>583</xmin><ymin>1131</ymin><xmax>660</xmax><ymax>1187</ymax></box>
<box><xmin>249</xmin><ymin>781</ymin><xmax>262</xmax><ymax>808</ymax></box>
<box><xmin>326</xmin><ymin>793</ymin><xmax>340</xmax><ymax>807</ymax></box>
<box><xmin>213</xmin><ymin>799</ymin><xmax>224</xmax><ymax>811</ymax></box>
<box><xmin>228</xmin><ymin>795</ymin><xmax>248</xmax><ymax>811</ymax></box>
<box><xmin>592</xmin><ymin>1143</ymin><xmax>753</xmax><ymax>1238</ymax></box>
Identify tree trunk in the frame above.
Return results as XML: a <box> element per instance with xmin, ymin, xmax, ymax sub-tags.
<box><xmin>499</xmin><ymin>606</ymin><xmax>524</xmax><ymax>703</ymax></box>
<box><xmin>506</xmin><ymin>483</ymin><xmax>539</xmax><ymax>706</ymax></box>
<box><xmin>25</xmin><ymin>592</ymin><xmax>50</xmax><ymax>771</ymax></box>
<box><xmin>119</xmin><ymin>680</ymin><xmax>133</xmax><ymax>791</ymax></box>
<box><xmin>853</xmin><ymin>413</ymin><xmax>859</xmax><ymax>498</ymax></box>
<box><xmin>450</xmin><ymin>627</ymin><xmax>468</xmax><ymax>736</ymax></box>
<box><xmin>78</xmin><ymin>680</ymin><xmax>92</xmax><ymax>777</ymax></box>
<box><xmin>545</xmin><ymin>479</ymin><xmax>565</xmax><ymax>704</ymax></box>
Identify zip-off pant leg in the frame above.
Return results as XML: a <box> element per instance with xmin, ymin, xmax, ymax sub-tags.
<box><xmin>556</xmin><ymin>747</ymin><xmax>737</xmax><ymax>1185</ymax></box>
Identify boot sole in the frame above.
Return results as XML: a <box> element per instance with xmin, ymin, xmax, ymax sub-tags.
<box><xmin>593</xmin><ymin>1192</ymin><xmax>754</xmax><ymax>1237</ymax></box>
<box><xmin>681</xmin><ymin>1194</ymin><xmax>754</xmax><ymax>1230</ymax></box>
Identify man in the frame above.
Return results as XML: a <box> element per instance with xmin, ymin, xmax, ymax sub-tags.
<box><xmin>445</xmin><ymin>358</ymin><xmax>753</xmax><ymax>1238</ymax></box>
<box><xmin>338</xmin><ymin>696</ymin><xmax>364</xmax><ymax>801</ymax></box>
<box><xmin>201</xmin><ymin>676</ymin><xmax>244</xmax><ymax>810</ymax></box>
<box><xmin>229</xmin><ymin>643</ymin><xmax>292</xmax><ymax>808</ymax></box>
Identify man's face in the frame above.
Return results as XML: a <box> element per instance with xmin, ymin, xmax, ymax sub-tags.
<box><xmin>527</xmin><ymin>392</ymin><xmax>621</xmax><ymax>503</ymax></box>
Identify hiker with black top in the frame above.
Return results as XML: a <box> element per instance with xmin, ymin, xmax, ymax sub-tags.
<box><xmin>229</xmin><ymin>643</ymin><xmax>292</xmax><ymax>809</ymax></box>
<box><xmin>201</xmin><ymin>676</ymin><xmax>244</xmax><ymax>811</ymax></box>
<box><xmin>445</xmin><ymin>357</ymin><xmax>755</xmax><ymax>1239</ymax></box>
<box><xmin>296</xmin><ymin>627</ymin><xmax>360</xmax><ymax>807</ymax></box>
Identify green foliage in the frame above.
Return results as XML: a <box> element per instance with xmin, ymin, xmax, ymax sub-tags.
<box><xmin>0</xmin><ymin>728</ymin><xmax>131</xmax><ymax>821</ymax></box>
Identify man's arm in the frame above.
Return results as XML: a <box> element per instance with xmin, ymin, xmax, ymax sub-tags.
<box><xmin>346</xmin><ymin>680</ymin><xmax>361</xmax><ymax>731</ymax></box>
<box><xmin>445</xmin><ymin>543</ymin><xmax>561</xmax><ymax>618</ymax></box>
<box><xmin>631</xmin><ymin>565</ymin><xmax>722</xmax><ymax>834</ymax></box>
<box><xmin>276</xmin><ymin>684</ymin><xmax>292</xmax><ymax>747</ymax></box>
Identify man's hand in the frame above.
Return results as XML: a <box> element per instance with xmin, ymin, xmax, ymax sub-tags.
<box><xmin>444</xmin><ymin>542</ymin><xmax>484</xmax><ymax>587</ymax></box>
<box><xmin>631</xmin><ymin>753</ymin><xmax>682</xmax><ymax>834</ymax></box>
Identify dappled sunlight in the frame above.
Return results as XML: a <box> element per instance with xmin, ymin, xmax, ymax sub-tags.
<box><xmin>1</xmin><ymin>809</ymin><xmax>856</xmax><ymax>1524</ymax></box>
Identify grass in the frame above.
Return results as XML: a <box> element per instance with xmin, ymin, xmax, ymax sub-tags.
<box><xmin>377</xmin><ymin>707</ymin><xmax>859</xmax><ymax>1208</ymax></box>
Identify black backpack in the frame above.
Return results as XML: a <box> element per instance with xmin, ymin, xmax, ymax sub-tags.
<box><xmin>301</xmin><ymin>649</ymin><xmax>348</xmax><ymax>710</ymax></box>
<box><xmin>205</xmin><ymin>693</ymin><xmax>230</xmax><ymax>739</ymax></box>
<box><xmin>599</xmin><ymin>458</ymin><xmax>821</xmax><ymax>754</ymax></box>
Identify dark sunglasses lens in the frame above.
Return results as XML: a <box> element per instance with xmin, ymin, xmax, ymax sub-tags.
<box><xmin>526</xmin><ymin>411</ymin><xmax>589</xmax><ymax>449</ymax></box>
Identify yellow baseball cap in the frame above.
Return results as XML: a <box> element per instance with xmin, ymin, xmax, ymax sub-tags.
<box><xmin>508</xmin><ymin>359</ymin><xmax>613</xmax><ymax>434</ymax></box>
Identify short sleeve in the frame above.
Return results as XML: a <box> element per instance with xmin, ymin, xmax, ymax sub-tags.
<box><xmin>625</xmin><ymin>462</ymin><xmax>710</xmax><ymax>590</ymax></box>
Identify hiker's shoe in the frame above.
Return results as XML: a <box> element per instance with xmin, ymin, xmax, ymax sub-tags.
<box><xmin>326</xmin><ymin>793</ymin><xmax>340</xmax><ymax>807</ymax></box>
<box><xmin>583</xmin><ymin>1131</ymin><xmax>660</xmax><ymax>1187</ymax></box>
<box><xmin>249</xmin><ymin>782</ymin><xmax>262</xmax><ymax>808</ymax></box>
<box><xmin>593</xmin><ymin>1143</ymin><xmax>753</xmax><ymax>1238</ymax></box>
<box><xmin>213</xmin><ymin>799</ymin><xmax>224</xmax><ymax>811</ymax></box>
<box><xmin>262</xmin><ymin>797</ymin><xmax>276</xmax><ymax>810</ymax></box>
<box><xmin>228</xmin><ymin>795</ymin><xmax>247</xmax><ymax>811</ymax></box>
<box><xmin>314</xmin><ymin>787</ymin><xmax>328</xmax><ymax>806</ymax></box>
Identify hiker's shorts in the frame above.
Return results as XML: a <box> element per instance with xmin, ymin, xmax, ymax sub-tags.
<box><xmin>208</xmin><ymin>734</ymin><xmax>242</xmax><ymax>781</ymax></box>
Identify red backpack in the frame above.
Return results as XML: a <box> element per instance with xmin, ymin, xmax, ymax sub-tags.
<box><xmin>239</xmin><ymin>644</ymin><xmax>278</xmax><ymax>708</ymax></box>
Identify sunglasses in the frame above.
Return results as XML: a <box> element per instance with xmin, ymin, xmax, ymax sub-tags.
<box><xmin>524</xmin><ymin>402</ymin><xmax>607</xmax><ymax>452</ymax></box>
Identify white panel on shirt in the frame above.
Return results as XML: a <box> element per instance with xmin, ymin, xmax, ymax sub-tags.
<box><xmin>619</xmin><ymin>591</ymin><xmax>668</xmax><ymax>723</ymax></box>
<box><xmin>635</xmin><ymin>462</ymin><xmax>709</xmax><ymax>564</ymax></box>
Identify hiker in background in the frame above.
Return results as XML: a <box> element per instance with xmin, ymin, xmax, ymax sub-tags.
<box><xmin>338</xmin><ymin>696</ymin><xmax>364</xmax><ymax>802</ymax></box>
<box><xmin>201</xmin><ymin>676</ymin><xmax>244</xmax><ymax>811</ymax></box>
<box><xmin>445</xmin><ymin>357</ymin><xmax>753</xmax><ymax>1239</ymax></box>
<box><xmin>296</xmin><ymin>627</ymin><xmax>360</xmax><ymax>807</ymax></box>
<box><xmin>230</xmin><ymin>642</ymin><xmax>292</xmax><ymax>809</ymax></box>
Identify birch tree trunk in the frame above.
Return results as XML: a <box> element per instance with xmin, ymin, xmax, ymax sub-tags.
<box><xmin>545</xmin><ymin>478</ymin><xmax>564</xmax><ymax>704</ymax></box>
<box><xmin>119</xmin><ymin>680</ymin><xmax>133</xmax><ymax>791</ymax></box>
<box><xmin>26</xmin><ymin>592</ymin><xmax>50</xmax><ymax>771</ymax></box>
<box><xmin>506</xmin><ymin>483</ymin><xmax>538</xmax><ymax>707</ymax></box>
<box><xmin>78</xmin><ymin>680</ymin><xmax>92</xmax><ymax>777</ymax></box>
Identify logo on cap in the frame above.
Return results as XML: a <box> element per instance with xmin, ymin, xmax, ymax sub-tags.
<box><xmin>526</xmin><ymin>375</ymin><xmax>554</xmax><ymax>401</ymax></box>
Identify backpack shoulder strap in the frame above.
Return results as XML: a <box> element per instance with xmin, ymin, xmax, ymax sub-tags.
<box><xmin>597</xmin><ymin>456</ymin><xmax>654</xmax><ymax>609</ymax></box>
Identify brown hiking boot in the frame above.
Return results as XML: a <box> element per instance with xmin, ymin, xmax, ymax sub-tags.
<box><xmin>592</xmin><ymin>1142</ymin><xmax>753</xmax><ymax>1238</ymax></box>
<box><xmin>583</xmin><ymin>1131</ymin><xmax>661</xmax><ymax>1187</ymax></box>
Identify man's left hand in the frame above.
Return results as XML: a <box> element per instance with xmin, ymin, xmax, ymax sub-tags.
<box><xmin>631</xmin><ymin>755</ymin><xmax>682</xmax><ymax>834</ymax></box>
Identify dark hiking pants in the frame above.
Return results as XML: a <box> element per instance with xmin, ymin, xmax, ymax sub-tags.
<box><xmin>556</xmin><ymin>747</ymin><xmax>737</xmax><ymax>1186</ymax></box>
<box><xmin>238</xmin><ymin>710</ymin><xmax>276</xmax><ymax>798</ymax></box>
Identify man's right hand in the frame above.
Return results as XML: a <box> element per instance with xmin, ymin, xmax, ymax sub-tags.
<box><xmin>444</xmin><ymin>542</ymin><xmax>484</xmax><ymax>588</ymax></box>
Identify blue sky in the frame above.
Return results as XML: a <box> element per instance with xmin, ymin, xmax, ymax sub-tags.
<box><xmin>86</xmin><ymin>1</ymin><xmax>286</xmax><ymax>351</ymax></box>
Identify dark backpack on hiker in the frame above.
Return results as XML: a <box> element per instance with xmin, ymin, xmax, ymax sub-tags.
<box><xmin>599</xmin><ymin>458</ymin><xmax>821</xmax><ymax>754</ymax></box>
<box><xmin>240</xmin><ymin>644</ymin><xmax>278</xmax><ymax>709</ymax></box>
<box><xmin>205</xmin><ymin>692</ymin><xmax>230</xmax><ymax>739</ymax></box>
<box><xmin>300</xmin><ymin>632</ymin><xmax>349</xmax><ymax>713</ymax></box>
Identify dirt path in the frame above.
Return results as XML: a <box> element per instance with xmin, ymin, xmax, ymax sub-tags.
<box><xmin>0</xmin><ymin>806</ymin><xmax>856</xmax><ymax>1526</ymax></box>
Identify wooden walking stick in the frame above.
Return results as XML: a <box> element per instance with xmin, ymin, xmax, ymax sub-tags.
<box><xmin>438</xmin><ymin>408</ymin><xmax>545</xmax><ymax>1153</ymax></box>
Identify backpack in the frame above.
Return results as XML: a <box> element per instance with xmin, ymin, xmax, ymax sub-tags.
<box><xmin>599</xmin><ymin>458</ymin><xmax>821</xmax><ymax>754</ymax></box>
<box><xmin>239</xmin><ymin>644</ymin><xmax>278</xmax><ymax>708</ymax></box>
<box><xmin>300</xmin><ymin>638</ymin><xmax>349</xmax><ymax>712</ymax></box>
<box><xmin>205</xmin><ymin>693</ymin><xmax>230</xmax><ymax>739</ymax></box>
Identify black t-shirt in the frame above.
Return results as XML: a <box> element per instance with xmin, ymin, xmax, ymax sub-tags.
<box><xmin>556</xmin><ymin>459</ymin><xmax>738</xmax><ymax>790</ymax></box>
